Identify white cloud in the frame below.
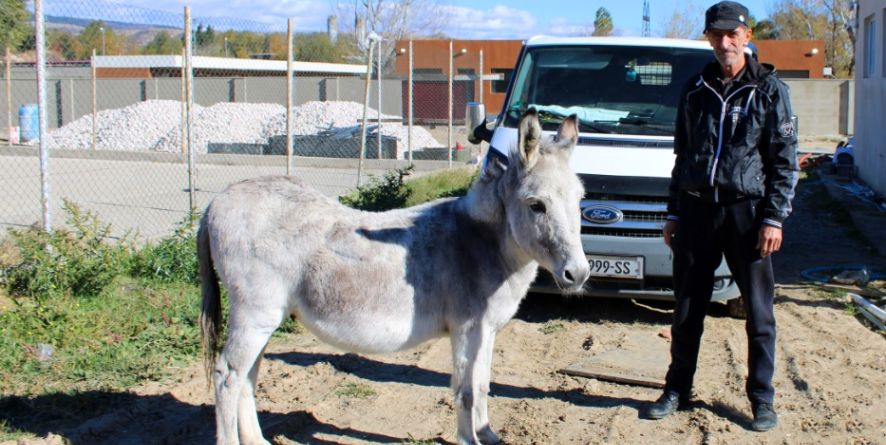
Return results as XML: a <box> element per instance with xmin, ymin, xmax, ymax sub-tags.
<box><xmin>443</xmin><ymin>4</ymin><xmax>536</xmax><ymax>39</ymax></box>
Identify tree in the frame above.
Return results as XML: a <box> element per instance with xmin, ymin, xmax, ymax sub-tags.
<box><xmin>770</xmin><ymin>0</ymin><xmax>855</xmax><ymax>77</ymax></box>
<box><xmin>77</xmin><ymin>20</ymin><xmax>122</xmax><ymax>58</ymax></box>
<box><xmin>48</xmin><ymin>30</ymin><xmax>79</xmax><ymax>60</ymax></box>
<box><xmin>142</xmin><ymin>31</ymin><xmax>182</xmax><ymax>55</ymax></box>
<box><xmin>660</xmin><ymin>1</ymin><xmax>703</xmax><ymax>39</ymax></box>
<box><xmin>0</xmin><ymin>0</ymin><xmax>29</xmax><ymax>52</ymax></box>
<box><xmin>336</xmin><ymin>0</ymin><xmax>451</xmax><ymax>74</ymax></box>
<box><xmin>752</xmin><ymin>19</ymin><xmax>780</xmax><ymax>39</ymax></box>
<box><xmin>592</xmin><ymin>7</ymin><xmax>614</xmax><ymax>36</ymax></box>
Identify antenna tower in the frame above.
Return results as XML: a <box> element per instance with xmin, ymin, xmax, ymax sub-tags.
<box><xmin>642</xmin><ymin>0</ymin><xmax>651</xmax><ymax>37</ymax></box>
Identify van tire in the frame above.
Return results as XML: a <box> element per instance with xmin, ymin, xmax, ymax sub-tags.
<box><xmin>727</xmin><ymin>296</ymin><xmax>747</xmax><ymax>319</ymax></box>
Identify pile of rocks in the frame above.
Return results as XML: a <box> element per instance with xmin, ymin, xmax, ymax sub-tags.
<box><xmin>41</xmin><ymin>100</ymin><xmax>442</xmax><ymax>159</ymax></box>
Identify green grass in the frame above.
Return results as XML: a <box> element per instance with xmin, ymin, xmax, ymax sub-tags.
<box><xmin>403</xmin><ymin>434</ymin><xmax>439</xmax><ymax>445</ymax></box>
<box><xmin>335</xmin><ymin>381</ymin><xmax>376</xmax><ymax>399</ymax></box>
<box><xmin>340</xmin><ymin>166</ymin><xmax>478</xmax><ymax>212</ymax></box>
<box><xmin>539</xmin><ymin>320</ymin><xmax>567</xmax><ymax>335</ymax></box>
<box><xmin>0</xmin><ymin>277</ymin><xmax>202</xmax><ymax>396</ymax></box>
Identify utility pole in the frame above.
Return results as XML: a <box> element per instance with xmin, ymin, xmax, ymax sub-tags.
<box><xmin>642</xmin><ymin>0</ymin><xmax>651</xmax><ymax>37</ymax></box>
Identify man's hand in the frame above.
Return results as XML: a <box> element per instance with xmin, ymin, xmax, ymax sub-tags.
<box><xmin>663</xmin><ymin>220</ymin><xmax>678</xmax><ymax>249</ymax></box>
<box><xmin>757</xmin><ymin>225</ymin><xmax>783</xmax><ymax>257</ymax></box>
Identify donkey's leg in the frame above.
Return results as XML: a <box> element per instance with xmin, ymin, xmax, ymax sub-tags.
<box><xmin>215</xmin><ymin>305</ymin><xmax>283</xmax><ymax>445</ymax></box>
<box><xmin>475</xmin><ymin>328</ymin><xmax>500</xmax><ymax>445</ymax></box>
<box><xmin>238</xmin><ymin>348</ymin><xmax>271</xmax><ymax>445</ymax></box>
<box><xmin>450</xmin><ymin>325</ymin><xmax>485</xmax><ymax>445</ymax></box>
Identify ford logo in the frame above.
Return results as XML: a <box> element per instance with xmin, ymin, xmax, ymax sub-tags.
<box><xmin>582</xmin><ymin>205</ymin><xmax>623</xmax><ymax>224</ymax></box>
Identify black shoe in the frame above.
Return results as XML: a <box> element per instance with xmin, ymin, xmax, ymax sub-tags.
<box><xmin>647</xmin><ymin>391</ymin><xmax>689</xmax><ymax>419</ymax></box>
<box><xmin>751</xmin><ymin>402</ymin><xmax>778</xmax><ymax>431</ymax></box>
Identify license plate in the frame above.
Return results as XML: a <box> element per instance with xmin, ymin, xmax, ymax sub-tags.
<box><xmin>587</xmin><ymin>255</ymin><xmax>644</xmax><ymax>279</ymax></box>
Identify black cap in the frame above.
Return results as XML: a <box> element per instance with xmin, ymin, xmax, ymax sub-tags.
<box><xmin>705</xmin><ymin>1</ymin><xmax>750</xmax><ymax>32</ymax></box>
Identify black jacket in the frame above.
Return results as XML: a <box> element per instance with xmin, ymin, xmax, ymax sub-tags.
<box><xmin>667</xmin><ymin>55</ymin><xmax>799</xmax><ymax>227</ymax></box>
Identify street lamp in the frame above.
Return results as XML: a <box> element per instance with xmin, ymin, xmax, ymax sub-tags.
<box><xmin>224</xmin><ymin>37</ymin><xmax>229</xmax><ymax>57</ymax></box>
<box><xmin>99</xmin><ymin>26</ymin><xmax>106</xmax><ymax>55</ymax></box>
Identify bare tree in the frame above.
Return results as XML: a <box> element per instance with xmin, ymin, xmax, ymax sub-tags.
<box><xmin>659</xmin><ymin>1</ymin><xmax>703</xmax><ymax>39</ymax></box>
<box><xmin>335</xmin><ymin>0</ymin><xmax>452</xmax><ymax>75</ymax></box>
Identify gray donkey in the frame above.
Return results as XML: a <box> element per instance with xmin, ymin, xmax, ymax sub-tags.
<box><xmin>198</xmin><ymin>109</ymin><xmax>590</xmax><ymax>445</ymax></box>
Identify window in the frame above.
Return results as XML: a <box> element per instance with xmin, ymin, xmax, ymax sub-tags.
<box><xmin>863</xmin><ymin>14</ymin><xmax>876</xmax><ymax>78</ymax></box>
<box><xmin>491</xmin><ymin>68</ymin><xmax>513</xmax><ymax>93</ymax></box>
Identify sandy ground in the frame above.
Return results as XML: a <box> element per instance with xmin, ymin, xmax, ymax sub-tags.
<box><xmin>6</xmin><ymin>164</ymin><xmax>886</xmax><ymax>445</ymax></box>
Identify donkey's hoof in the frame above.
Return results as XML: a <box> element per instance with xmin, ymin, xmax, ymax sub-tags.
<box><xmin>477</xmin><ymin>426</ymin><xmax>501</xmax><ymax>445</ymax></box>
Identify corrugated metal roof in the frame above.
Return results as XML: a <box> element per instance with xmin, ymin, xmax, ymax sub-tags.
<box><xmin>94</xmin><ymin>55</ymin><xmax>366</xmax><ymax>74</ymax></box>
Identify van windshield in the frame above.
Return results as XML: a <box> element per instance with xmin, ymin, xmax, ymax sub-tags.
<box><xmin>503</xmin><ymin>45</ymin><xmax>713</xmax><ymax>136</ymax></box>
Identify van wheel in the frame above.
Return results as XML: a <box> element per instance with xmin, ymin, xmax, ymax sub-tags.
<box><xmin>727</xmin><ymin>296</ymin><xmax>747</xmax><ymax>319</ymax></box>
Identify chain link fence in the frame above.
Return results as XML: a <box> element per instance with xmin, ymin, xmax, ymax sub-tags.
<box><xmin>1</xmin><ymin>0</ymin><xmax>492</xmax><ymax>241</ymax></box>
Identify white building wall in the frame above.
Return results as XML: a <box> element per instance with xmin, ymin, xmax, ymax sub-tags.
<box><xmin>854</xmin><ymin>0</ymin><xmax>886</xmax><ymax>196</ymax></box>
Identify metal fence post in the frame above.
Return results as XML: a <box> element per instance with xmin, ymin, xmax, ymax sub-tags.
<box><xmin>35</xmin><ymin>0</ymin><xmax>51</xmax><ymax>232</ymax></box>
<box><xmin>286</xmin><ymin>17</ymin><xmax>293</xmax><ymax>175</ymax></box>
<box><xmin>358</xmin><ymin>41</ymin><xmax>374</xmax><ymax>187</ymax></box>
<box><xmin>91</xmin><ymin>49</ymin><xmax>97</xmax><ymax>152</ymax></box>
<box><xmin>5</xmin><ymin>47</ymin><xmax>11</xmax><ymax>146</ymax></box>
<box><xmin>184</xmin><ymin>6</ymin><xmax>196</xmax><ymax>212</ymax></box>
<box><xmin>448</xmin><ymin>40</ymin><xmax>453</xmax><ymax>168</ymax></box>
<box><xmin>407</xmin><ymin>40</ymin><xmax>413</xmax><ymax>164</ymax></box>
<box><xmin>377</xmin><ymin>39</ymin><xmax>382</xmax><ymax>159</ymax></box>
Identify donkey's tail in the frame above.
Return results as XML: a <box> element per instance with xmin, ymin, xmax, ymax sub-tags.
<box><xmin>197</xmin><ymin>211</ymin><xmax>222</xmax><ymax>388</ymax></box>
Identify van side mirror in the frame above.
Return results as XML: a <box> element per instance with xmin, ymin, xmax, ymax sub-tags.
<box><xmin>466</xmin><ymin>102</ymin><xmax>493</xmax><ymax>144</ymax></box>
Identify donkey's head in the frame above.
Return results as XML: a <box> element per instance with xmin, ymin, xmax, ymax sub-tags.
<box><xmin>495</xmin><ymin>109</ymin><xmax>589</xmax><ymax>292</ymax></box>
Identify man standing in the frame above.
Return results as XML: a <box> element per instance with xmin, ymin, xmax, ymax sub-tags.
<box><xmin>647</xmin><ymin>1</ymin><xmax>799</xmax><ymax>432</ymax></box>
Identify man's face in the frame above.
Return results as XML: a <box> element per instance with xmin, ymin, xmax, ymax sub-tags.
<box><xmin>705</xmin><ymin>26</ymin><xmax>752</xmax><ymax>67</ymax></box>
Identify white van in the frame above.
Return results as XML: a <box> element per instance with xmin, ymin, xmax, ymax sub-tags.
<box><xmin>470</xmin><ymin>36</ymin><xmax>742</xmax><ymax>312</ymax></box>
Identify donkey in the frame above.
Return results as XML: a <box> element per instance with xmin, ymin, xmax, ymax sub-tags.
<box><xmin>198</xmin><ymin>109</ymin><xmax>590</xmax><ymax>445</ymax></box>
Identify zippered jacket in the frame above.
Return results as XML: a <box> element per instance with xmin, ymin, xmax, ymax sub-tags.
<box><xmin>667</xmin><ymin>56</ymin><xmax>799</xmax><ymax>228</ymax></box>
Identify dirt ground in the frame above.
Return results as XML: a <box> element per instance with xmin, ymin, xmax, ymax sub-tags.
<box><xmin>6</xmin><ymin>165</ymin><xmax>886</xmax><ymax>445</ymax></box>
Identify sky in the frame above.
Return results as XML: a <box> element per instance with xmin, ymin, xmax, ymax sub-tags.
<box><xmin>49</xmin><ymin>0</ymin><xmax>775</xmax><ymax>38</ymax></box>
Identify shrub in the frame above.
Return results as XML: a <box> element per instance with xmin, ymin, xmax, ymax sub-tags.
<box><xmin>130</xmin><ymin>212</ymin><xmax>199</xmax><ymax>284</ymax></box>
<box><xmin>1</xmin><ymin>200</ymin><xmax>135</xmax><ymax>301</ymax></box>
<box><xmin>340</xmin><ymin>165</ymin><xmax>478</xmax><ymax>212</ymax></box>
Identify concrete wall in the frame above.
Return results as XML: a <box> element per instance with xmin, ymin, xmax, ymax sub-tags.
<box><xmin>853</xmin><ymin>0</ymin><xmax>886</xmax><ymax>197</ymax></box>
<box><xmin>1</xmin><ymin>73</ymin><xmax>403</xmax><ymax>131</ymax></box>
<box><xmin>783</xmin><ymin>79</ymin><xmax>854</xmax><ymax>138</ymax></box>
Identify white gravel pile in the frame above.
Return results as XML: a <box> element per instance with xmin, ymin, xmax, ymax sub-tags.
<box><xmin>152</xmin><ymin>102</ymin><xmax>284</xmax><ymax>153</ymax></box>
<box><xmin>41</xmin><ymin>99</ymin><xmax>443</xmax><ymax>158</ymax></box>
<box><xmin>44</xmin><ymin>100</ymin><xmax>197</xmax><ymax>151</ymax></box>
<box><xmin>262</xmin><ymin>101</ymin><xmax>443</xmax><ymax>156</ymax></box>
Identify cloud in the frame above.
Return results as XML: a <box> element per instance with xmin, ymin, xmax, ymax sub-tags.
<box><xmin>443</xmin><ymin>4</ymin><xmax>536</xmax><ymax>39</ymax></box>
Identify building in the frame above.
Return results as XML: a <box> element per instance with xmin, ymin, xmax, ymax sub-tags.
<box><xmin>853</xmin><ymin>0</ymin><xmax>886</xmax><ymax>196</ymax></box>
<box><xmin>94</xmin><ymin>55</ymin><xmax>366</xmax><ymax>78</ymax></box>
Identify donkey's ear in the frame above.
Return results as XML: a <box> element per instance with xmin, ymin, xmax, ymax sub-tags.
<box><xmin>517</xmin><ymin>108</ymin><xmax>542</xmax><ymax>170</ymax></box>
<box><xmin>554</xmin><ymin>114</ymin><xmax>579</xmax><ymax>156</ymax></box>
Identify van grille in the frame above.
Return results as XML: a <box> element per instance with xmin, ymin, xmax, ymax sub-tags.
<box><xmin>581</xmin><ymin>194</ymin><xmax>667</xmax><ymax>238</ymax></box>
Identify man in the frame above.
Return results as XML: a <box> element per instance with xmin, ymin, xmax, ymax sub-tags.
<box><xmin>647</xmin><ymin>0</ymin><xmax>799</xmax><ymax>432</ymax></box>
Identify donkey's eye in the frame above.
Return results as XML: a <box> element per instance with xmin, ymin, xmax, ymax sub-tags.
<box><xmin>529</xmin><ymin>201</ymin><xmax>547</xmax><ymax>214</ymax></box>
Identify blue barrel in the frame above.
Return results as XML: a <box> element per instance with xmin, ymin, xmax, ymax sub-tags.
<box><xmin>19</xmin><ymin>104</ymin><xmax>39</xmax><ymax>142</ymax></box>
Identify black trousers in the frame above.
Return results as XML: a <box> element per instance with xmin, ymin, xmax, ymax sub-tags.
<box><xmin>664</xmin><ymin>194</ymin><xmax>776</xmax><ymax>404</ymax></box>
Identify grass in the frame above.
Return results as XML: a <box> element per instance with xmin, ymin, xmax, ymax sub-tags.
<box><xmin>335</xmin><ymin>381</ymin><xmax>376</xmax><ymax>399</ymax></box>
<box><xmin>0</xmin><ymin>277</ymin><xmax>202</xmax><ymax>396</ymax></box>
<box><xmin>340</xmin><ymin>166</ymin><xmax>478</xmax><ymax>211</ymax></box>
<box><xmin>539</xmin><ymin>320</ymin><xmax>567</xmax><ymax>335</ymax></box>
<box><xmin>403</xmin><ymin>434</ymin><xmax>439</xmax><ymax>444</ymax></box>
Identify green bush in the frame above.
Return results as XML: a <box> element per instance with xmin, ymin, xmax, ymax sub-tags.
<box><xmin>339</xmin><ymin>165</ymin><xmax>414</xmax><ymax>211</ymax></box>
<box><xmin>130</xmin><ymin>213</ymin><xmax>199</xmax><ymax>284</ymax></box>
<box><xmin>2</xmin><ymin>201</ymin><xmax>135</xmax><ymax>301</ymax></box>
<box><xmin>340</xmin><ymin>166</ymin><xmax>478</xmax><ymax>212</ymax></box>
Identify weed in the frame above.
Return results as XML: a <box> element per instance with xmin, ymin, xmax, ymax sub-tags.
<box><xmin>540</xmin><ymin>320</ymin><xmax>567</xmax><ymax>335</ymax></box>
<box><xmin>1</xmin><ymin>200</ymin><xmax>136</xmax><ymax>301</ymax></box>
<box><xmin>131</xmin><ymin>212</ymin><xmax>199</xmax><ymax>284</ymax></box>
<box><xmin>340</xmin><ymin>166</ymin><xmax>414</xmax><ymax>211</ymax></box>
<box><xmin>335</xmin><ymin>382</ymin><xmax>376</xmax><ymax>399</ymax></box>
<box><xmin>403</xmin><ymin>434</ymin><xmax>438</xmax><ymax>445</ymax></box>
<box><xmin>340</xmin><ymin>166</ymin><xmax>478</xmax><ymax>212</ymax></box>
